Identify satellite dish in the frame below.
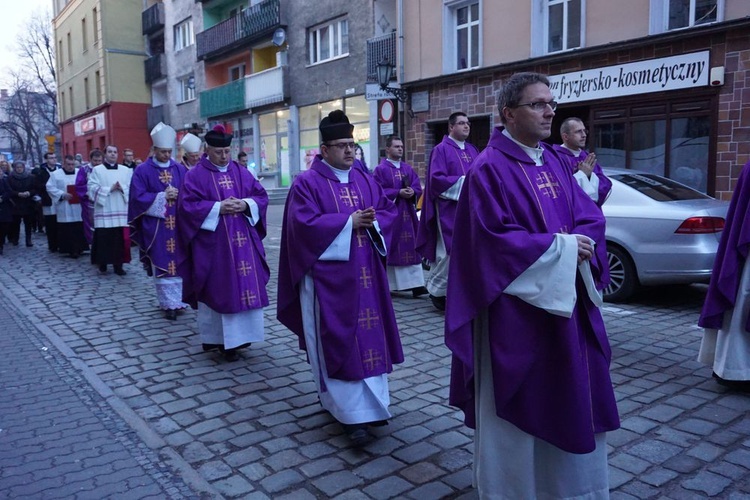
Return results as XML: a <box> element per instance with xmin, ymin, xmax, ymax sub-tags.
<box><xmin>272</xmin><ymin>28</ymin><xmax>286</xmax><ymax>47</ymax></box>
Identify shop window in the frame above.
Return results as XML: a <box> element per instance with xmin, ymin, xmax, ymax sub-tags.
<box><xmin>308</xmin><ymin>18</ymin><xmax>349</xmax><ymax>65</ymax></box>
<box><xmin>443</xmin><ymin>1</ymin><xmax>481</xmax><ymax>72</ymax></box>
<box><xmin>592</xmin><ymin>99</ymin><xmax>712</xmax><ymax>193</ymax></box>
<box><xmin>650</xmin><ymin>0</ymin><xmax>723</xmax><ymax>33</ymax></box>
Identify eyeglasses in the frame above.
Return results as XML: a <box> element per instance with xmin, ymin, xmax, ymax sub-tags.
<box><xmin>515</xmin><ymin>100</ymin><xmax>558</xmax><ymax>112</ymax></box>
<box><xmin>325</xmin><ymin>142</ymin><xmax>356</xmax><ymax>151</ymax></box>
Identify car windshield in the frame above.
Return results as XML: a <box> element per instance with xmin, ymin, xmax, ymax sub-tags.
<box><xmin>611</xmin><ymin>173</ymin><xmax>711</xmax><ymax>202</ymax></box>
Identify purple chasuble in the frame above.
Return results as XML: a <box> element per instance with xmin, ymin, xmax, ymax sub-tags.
<box><xmin>416</xmin><ymin>135</ymin><xmax>479</xmax><ymax>261</ymax></box>
<box><xmin>175</xmin><ymin>157</ymin><xmax>269</xmax><ymax>314</ymax></box>
<box><xmin>277</xmin><ymin>157</ymin><xmax>404</xmax><ymax>381</ymax></box>
<box><xmin>128</xmin><ymin>158</ymin><xmax>187</xmax><ymax>277</ymax></box>
<box><xmin>446</xmin><ymin>127</ymin><xmax>619</xmax><ymax>454</ymax></box>
<box><xmin>75</xmin><ymin>165</ymin><xmax>94</xmax><ymax>244</ymax></box>
<box><xmin>552</xmin><ymin>144</ymin><xmax>613</xmax><ymax>207</ymax></box>
<box><xmin>373</xmin><ymin>158</ymin><xmax>423</xmax><ymax>266</ymax></box>
<box><xmin>699</xmin><ymin>161</ymin><xmax>750</xmax><ymax>332</ymax></box>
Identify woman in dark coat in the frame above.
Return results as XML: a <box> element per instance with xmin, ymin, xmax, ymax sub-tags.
<box><xmin>0</xmin><ymin>173</ymin><xmax>12</xmax><ymax>254</ymax></box>
<box><xmin>7</xmin><ymin>161</ymin><xmax>37</xmax><ymax>247</ymax></box>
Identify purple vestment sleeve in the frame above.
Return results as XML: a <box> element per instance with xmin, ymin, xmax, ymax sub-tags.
<box><xmin>416</xmin><ymin>135</ymin><xmax>479</xmax><ymax>261</ymax></box>
<box><xmin>699</xmin><ymin>161</ymin><xmax>750</xmax><ymax>332</ymax></box>
<box><xmin>445</xmin><ymin>127</ymin><xmax>618</xmax><ymax>454</ymax></box>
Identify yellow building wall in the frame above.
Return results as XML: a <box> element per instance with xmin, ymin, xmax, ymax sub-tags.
<box><xmin>252</xmin><ymin>46</ymin><xmax>277</xmax><ymax>73</ymax></box>
<box><xmin>100</xmin><ymin>0</ymin><xmax>149</xmax><ymax>104</ymax></box>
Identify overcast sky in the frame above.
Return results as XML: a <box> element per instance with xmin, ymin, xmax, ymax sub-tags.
<box><xmin>0</xmin><ymin>0</ymin><xmax>52</xmax><ymax>88</ymax></box>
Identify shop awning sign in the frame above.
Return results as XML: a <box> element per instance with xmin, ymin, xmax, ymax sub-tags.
<box><xmin>549</xmin><ymin>50</ymin><xmax>710</xmax><ymax>104</ymax></box>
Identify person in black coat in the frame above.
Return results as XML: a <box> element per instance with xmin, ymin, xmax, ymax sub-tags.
<box><xmin>0</xmin><ymin>173</ymin><xmax>12</xmax><ymax>254</ymax></box>
<box><xmin>7</xmin><ymin>161</ymin><xmax>37</xmax><ymax>247</ymax></box>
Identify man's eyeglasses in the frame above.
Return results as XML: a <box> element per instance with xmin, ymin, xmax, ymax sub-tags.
<box><xmin>325</xmin><ymin>142</ymin><xmax>356</xmax><ymax>151</ymax></box>
<box><xmin>515</xmin><ymin>100</ymin><xmax>558</xmax><ymax>112</ymax></box>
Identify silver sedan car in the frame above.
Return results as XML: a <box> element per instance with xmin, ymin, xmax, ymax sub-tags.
<box><xmin>601</xmin><ymin>169</ymin><xmax>729</xmax><ymax>302</ymax></box>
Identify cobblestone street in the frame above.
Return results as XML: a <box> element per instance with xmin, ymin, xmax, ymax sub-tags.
<box><xmin>1</xmin><ymin>204</ymin><xmax>750</xmax><ymax>499</ymax></box>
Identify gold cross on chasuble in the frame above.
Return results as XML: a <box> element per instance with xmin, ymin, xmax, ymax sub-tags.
<box><xmin>363</xmin><ymin>349</ymin><xmax>384</xmax><ymax>371</ymax></box>
<box><xmin>158</xmin><ymin>170</ymin><xmax>173</xmax><ymax>184</ymax></box>
<box><xmin>459</xmin><ymin>150</ymin><xmax>473</xmax><ymax>163</ymax></box>
<box><xmin>359</xmin><ymin>266</ymin><xmax>373</xmax><ymax>289</ymax></box>
<box><xmin>166</xmin><ymin>238</ymin><xmax>176</xmax><ymax>253</ymax></box>
<box><xmin>401</xmin><ymin>251</ymin><xmax>414</xmax><ymax>262</ymax></box>
<box><xmin>164</xmin><ymin>215</ymin><xmax>176</xmax><ymax>230</ymax></box>
<box><xmin>218</xmin><ymin>175</ymin><xmax>234</xmax><ymax>190</ymax></box>
<box><xmin>167</xmin><ymin>260</ymin><xmax>177</xmax><ymax>275</ymax></box>
<box><xmin>237</xmin><ymin>260</ymin><xmax>251</xmax><ymax>276</ymax></box>
<box><xmin>536</xmin><ymin>171</ymin><xmax>560</xmax><ymax>199</ymax></box>
<box><xmin>232</xmin><ymin>231</ymin><xmax>248</xmax><ymax>247</ymax></box>
<box><xmin>358</xmin><ymin>308</ymin><xmax>380</xmax><ymax>329</ymax></box>
<box><xmin>355</xmin><ymin>230</ymin><xmax>369</xmax><ymax>248</ymax></box>
<box><xmin>402</xmin><ymin>210</ymin><xmax>411</xmax><ymax>222</ymax></box>
<box><xmin>241</xmin><ymin>289</ymin><xmax>257</xmax><ymax>306</ymax></box>
<box><xmin>339</xmin><ymin>186</ymin><xmax>360</xmax><ymax>208</ymax></box>
<box><xmin>400</xmin><ymin>231</ymin><xmax>412</xmax><ymax>242</ymax></box>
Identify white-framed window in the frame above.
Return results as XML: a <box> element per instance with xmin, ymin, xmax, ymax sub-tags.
<box><xmin>546</xmin><ymin>0</ymin><xmax>582</xmax><ymax>53</ymax></box>
<box><xmin>178</xmin><ymin>75</ymin><xmax>195</xmax><ymax>103</ymax></box>
<box><xmin>650</xmin><ymin>0</ymin><xmax>723</xmax><ymax>33</ymax></box>
<box><xmin>308</xmin><ymin>18</ymin><xmax>349</xmax><ymax>65</ymax></box>
<box><xmin>174</xmin><ymin>18</ymin><xmax>194</xmax><ymax>51</ymax></box>
<box><xmin>443</xmin><ymin>1</ymin><xmax>481</xmax><ymax>73</ymax></box>
<box><xmin>229</xmin><ymin>64</ymin><xmax>246</xmax><ymax>81</ymax></box>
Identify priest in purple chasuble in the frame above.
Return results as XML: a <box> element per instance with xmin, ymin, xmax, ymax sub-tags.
<box><xmin>176</xmin><ymin>125</ymin><xmax>270</xmax><ymax>362</ymax></box>
<box><xmin>372</xmin><ymin>135</ymin><xmax>428</xmax><ymax>297</ymax></box>
<box><xmin>416</xmin><ymin>111</ymin><xmax>479</xmax><ymax>310</ymax></box>
<box><xmin>277</xmin><ymin>110</ymin><xmax>403</xmax><ymax>445</ymax></box>
<box><xmin>552</xmin><ymin>117</ymin><xmax>612</xmax><ymax>207</ymax></box>
<box><xmin>75</xmin><ymin>149</ymin><xmax>102</xmax><ymax>246</ymax></box>
<box><xmin>129</xmin><ymin>122</ymin><xmax>189</xmax><ymax>320</ymax></box>
<box><xmin>698</xmin><ymin>161</ymin><xmax>750</xmax><ymax>390</ymax></box>
<box><xmin>445</xmin><ymin>73</ymin><xmax>619</xmax><ymax>499</ymax></box>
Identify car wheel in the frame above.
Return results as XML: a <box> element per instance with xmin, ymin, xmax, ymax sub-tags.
<box><xmin>604</xmin><ymin>245</ymin><xmax>638</xmax><ymax>302</ymax></box>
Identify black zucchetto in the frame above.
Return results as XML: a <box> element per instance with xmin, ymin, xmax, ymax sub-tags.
<box><xmin>319</xmin><ymin>110</ymin><xmax>354</xmax><ymax>143</ymax></box>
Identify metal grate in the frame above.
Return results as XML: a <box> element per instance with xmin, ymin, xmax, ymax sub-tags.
<box><xmin>366</xmin><ymin>31</ymin><xmax>396</xmax><ymax>83</ymax></box>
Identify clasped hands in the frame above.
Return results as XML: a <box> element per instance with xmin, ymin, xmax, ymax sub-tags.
<box><xmin>164</xmin><ymin>185</ymin><xmax>179</xmax><ymax>201</ymax></box>
<box><xmin>399</xmin><ymin>187</ymin><xmax>414</xmax><ymax>199</ymax></box>
<box><xmin>219</xmin><ymin>196</ymin><xmax>248</xmax><ymax>215</ymax></box>
<box><xmin>352</xmin><ymin>207</ymin><xmax>376</xmax><ymax>229</ymax></box>
<box><xmin>575</xmin><ymin>234</ymin><xmax>594</xmax><ymax>264</ymax></box>
<box><xmin>577</xmin><ymin>153</ymin><xmax>597</xmax><ymax>178</ymax></box>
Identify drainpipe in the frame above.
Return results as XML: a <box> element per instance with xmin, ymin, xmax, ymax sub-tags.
<box><xmin>397</xmin><ymin>0</ymin><xmax>405</xmax><ymax>139</ymax></box>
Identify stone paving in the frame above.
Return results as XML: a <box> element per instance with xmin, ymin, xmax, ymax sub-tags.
<box><xmin>0</xmin><ymin>206</ymin><xmax>750</xmax><ymax>498</ymax></box>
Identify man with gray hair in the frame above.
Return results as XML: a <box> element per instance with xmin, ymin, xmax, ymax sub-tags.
<box><xmin>445</xmin><ymin>72</ymin><xmax>619</xmax><ymax>498</ymax></box>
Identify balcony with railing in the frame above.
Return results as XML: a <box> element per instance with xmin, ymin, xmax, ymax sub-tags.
<box><xmin>144</xmin><ymin>54</ymin><xmax>166</xmax><ymax>84</ymax></box>
<box><xmin>200</xmin><ymin>79</ymin><xmax>246</xmax><ymax>118</ymax></box>
<box><xmin>197</xmin><ymin>0</ymin><xmax>282</xmax><ymax>61</ymax></box>
<box><xmin>245</xmin><ymin>65</ymin><xmax>288</xmax><ymax>109</ymax></box>
<box><xmin>142</xmin><ymin>2</ymin><xmax>165</xmax><ymax>36</ymax></box>
<box><xmin>147</xmin><ymin>105</ymin><xmax>167</xmax><ymax>131</ymax></box>
<box><xmin>366</xmin><ymin>31</ymin><xmax>397</xmax><ymax>83</ymax></box>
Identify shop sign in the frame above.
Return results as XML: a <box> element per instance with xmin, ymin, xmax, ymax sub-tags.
<box><xmin>550</xmin><ymin>51</ymin><xmax>710</xmax><ymax>104</ymax></box>
<box><xmin>74</xmin><ymin>112</ymin><xmax>106</xmax><ymax>137</ymax></box>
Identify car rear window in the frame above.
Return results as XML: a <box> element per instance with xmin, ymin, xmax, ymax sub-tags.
<box><xmin>610</xmin><ymin>173</ymin><xmax>711</xmax><ymax>201</ymax></box>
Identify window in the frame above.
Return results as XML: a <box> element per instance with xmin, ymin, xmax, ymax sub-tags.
<box><xmin>95</xmin><ymin>71</ymin><xmax>102</xmax><ymax>105</ymax></box>
<box><xmin>58</xmin><ymin>39</ymin><xmax>63</xmax><ymax>72</ymax></box>
<box><xmin>178</xmin><ymin>75</ymin><xmax>195</xmax><ymax>103</ymax></box>
<box><xmin>592</xmin><ymin>99</ymin><xmax>713</xmax><ymax>193</ymax></box>
<box><xmin>650</xmin><ymin>0</ymin><xmax>723</xmax><ymax>33</ymax></box>
<box><xmin>60</xmin><ymin>90</ymin><xmax>66</xmax><ymax>120</ymax></box>
<box><xmin>444</xmin><ymin>1</ymin><xmax>481</xmax><ymax>72</ymax></box>
<box><xmin>92</xmin><ymin>7</ymin><xmax>99</xmax><ymax>44</ymax></box>
<box><xmin>308</xmin><ymin>18</ymin><xmax>349</xmax><ymax>65</ymax></box>
<box><xmin>229</xmin><ymin>64</ymin><xmax>246</xmax><ymax>81</ymax></box>
<box><xmin>174</xmin><ymin>19</ymin><xmax>194</xmax><ymax>51</ymax></box>
<box><xmin>455</xmin><ymin>3</ymin><xmax>479</xmax><ymax>70</ymax></box>
<box><xmin>84</xmin><ymin>77</ymin><xmax>90</xmax><ymax>109</ymax></box>
<box><xmin>81</xmin><ymin>18</ymin><xmax>87</xmax><ymax>51</ymax></box>
<box><xmin>546</xmin><ymin>0</ymin><xmax>581</xmax><ymax>52</ymax></box>
<box><xmin>68</xmin><ymin>86</ymin><xmax>74</xmax><ymax>116</ymax></box>
<box><xmin>67</xmin><ymin>32</ymin><xmax>72</xmax><ymax>64</ymax></box>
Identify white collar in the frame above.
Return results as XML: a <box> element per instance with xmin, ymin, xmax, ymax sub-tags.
<box><xmin>502</xmin><ymin>129</ymin><xmax>544</xmax><ymax>166</ymax></box>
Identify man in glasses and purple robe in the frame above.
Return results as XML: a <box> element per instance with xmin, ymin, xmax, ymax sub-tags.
<box><xmin>416</xmin><ymin>111</ymin><xmax>479</xmax><ymax>311</ymax></box>
<box><xmin>277</xmin><ymin>110</ymin><xmax>402</xmax><ymax>446</ymax></box>
<box><xmin>445</xmin><ymin>72</ymin><xmax>619</xmax><ymax>498</ymax></box>
<box><xmin>129</xmin><ymin>122</ymin><xmax>189</xmax><ymax>320</ymax></box>
<box><xmin>552</xmin><ymin>117</ymin><xmax>612</xmax><ymax>207</ymax></box>
<box><xmin>176</xmin><ymin>125</ymin><xmax>269</xmax><ymax>362</ymax></box>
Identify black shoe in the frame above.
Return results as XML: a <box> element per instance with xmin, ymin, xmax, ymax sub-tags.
<box><xmin>368</xmin><ymin>419</ymin><xmax>389</xmax><ymax>427</ymax></box>
<box><xmin>10</xmin><ymin>240</ymin><xmax>18</xmax><ymax>246</ymax></box>
<box><xmin>411</xmin><ymin>286</ymin><xmax>429</xmax><ymax>298</ymax></box>
<box><xmin>165</xmin><ymin>309</ymin><xmax>177</xmax><ymax>320</ymax></box>
<box><xmin>223</xmin><ymin>348</ymin><xmax>240</xmax><ymax>362</ymax></box>
<box><xmin>342</xmin><ymin>424</ymin><xmax>372</xmax><ymax>446</ymax></box>
<box><xmin>114</xmin><ymin>266</ymin><xmax>126</xmax><ymax>276</ymax></box>
<box><xmin>25</xmin><ymin>242</ymin><xmax>33</xmax><ymax>247</ymax></box>
<box><xmin>98</xmin><ymin>264</ymin><xmax>107</xmax><ymax>274</ymax></box>
<box><xmin>713</xmin><ymin>372</ymin><xmax>750</xmax><ymax>392</ymax></box>
<box><xmin>0</xmin><ymin>247</ymin><xmax>3</xmax><ymax>255</ymax></box>
<box><xmin>429</xmin><ymin>294</ymin><xmax>446</xmax><ymax>311</ymax></box>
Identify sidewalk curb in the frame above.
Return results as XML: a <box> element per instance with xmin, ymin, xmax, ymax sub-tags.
<box><xmin>0</xmin><ymin>281</ymin><xmax>225</xmax><ymax>499</ymax></box>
